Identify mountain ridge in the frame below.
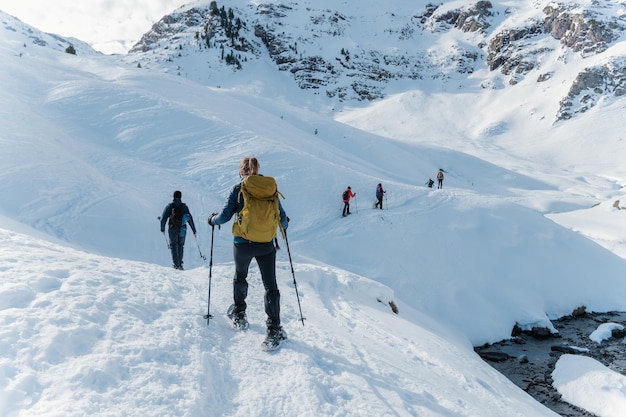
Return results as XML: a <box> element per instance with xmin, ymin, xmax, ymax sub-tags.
<box><xmin>126</xmin><ymin>0</ymin><xmax>626</xmax><ymax>121</ymax></box>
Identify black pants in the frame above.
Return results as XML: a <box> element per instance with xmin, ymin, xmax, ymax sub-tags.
<box><xmin>342</xmin><ymin>202</ymin><xmax>350</xmax><ymax>216</ymax></box>
<box><xmin>233</xmin><ymin>241</ymin><xmax>280</xmax><ymax>330</ymax></box>
<box><xmin>437</xmin><ymin>179</ymin><xmax>443</xmax><ymax>189</ymax></box>
<box><xmin>168</xmin><ymin>228</ymin><xmax>186</xmax><ymax>268</ymax></box>
<box><xmin>375</xmin><ymin>196</ymin><xmax>383</xmax><ymax>209</ymax></box>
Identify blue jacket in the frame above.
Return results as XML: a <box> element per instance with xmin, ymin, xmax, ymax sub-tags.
<box><xmin>211</xmin><ymin>182</ymin><xmax>288</xmax><ymax>243</ymax></box>
<box><xmin>160</xmin><ymin>199</ymin><xmax>197</xmax><ymax>234</ymax></box>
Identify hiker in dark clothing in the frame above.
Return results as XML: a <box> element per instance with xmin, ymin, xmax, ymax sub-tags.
<box><xmin>160</xmin><ymin>190</ymin><xmax>197</xmax><ymax>270</ymax></box>
<box><xmin>375</xmin><ymin>183</ymin><xmax>385</xmax><ymax>209</ymax></box>
<box><xmin>342</xmin><ymin>186</ymin><xmax>356</xmax><ymax>217</ymax></box>
<box><xmin>208</xmin><ymin>157</ymin><xmax>289</xmax><ymax>347</ymax></box>
<box><xmin>437</xmin><ymin>170</ymin><xmax>444</xmax><ymax>189</ymax></box>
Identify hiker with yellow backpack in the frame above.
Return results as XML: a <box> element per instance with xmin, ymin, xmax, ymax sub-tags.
<box><xmin>208</xmin><ymin>157</ymin><xmax>289</xmax><ymax>350</ymax></box>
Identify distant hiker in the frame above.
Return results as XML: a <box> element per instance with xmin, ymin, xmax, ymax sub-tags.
<box><xmin>160</xmin><ymin>190</ymin><xmax>197</xmax><ymax>270</ymax></box>
<box><xmin>426</xmin><ymin>179</ymin><xmax>434</xmax><ymax>188</ymax></box>
<box><xmin>437</xmin><ymin>170</ymin><xmax>444</xmax><ymax>189</ymax></box>
<box><xmin>375</xmin><ymin>183</ymin><xmax>386</xmax><ymax>209</ymax></box>
<box><xmin>342</xmin><ymin>186</ymin><xmax>356</xmax><ymax>217</ymax></box>
<box><xmin>208</xmin><ymin>156</ymin><xmax>289</xmax><ymax>349</ymax></box>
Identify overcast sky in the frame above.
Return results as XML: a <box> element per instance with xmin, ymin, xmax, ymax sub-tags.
<box><xmin>0</xmin><ymin>0</ymin><xmax>186</xmax><ymax>54</ymax></box>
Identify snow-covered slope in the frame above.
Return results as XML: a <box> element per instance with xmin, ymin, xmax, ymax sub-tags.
<box><xmin>3</xmin><ymin>3</ymin><xmax>626</xmax><ymax>416</ymax></box>
<box><xmin>0</xmin><ymin>228</ymin><xmax>560</xmax><ymax>417</ymax></box>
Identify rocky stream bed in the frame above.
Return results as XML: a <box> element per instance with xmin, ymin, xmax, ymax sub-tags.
<box><xmin>475</xmin><ymin>311</ymin><xmax>626</xmax><ymax>417</ymax></box>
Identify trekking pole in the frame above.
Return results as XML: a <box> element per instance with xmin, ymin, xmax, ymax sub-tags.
<box><xmin>202</xmin><ymin>225</ymin><xmax>215</xmax><ymax>325</ymax></box>
<box><xmin>354</xmin><ymin>196</ymin><xmax>358</xmax><ymax>213</ymax></box>
<box><xmin>157</xmin><ymin>217</ymin><xmax>170</xmax><ymax>249</ymax></box>
<box><xmin>283</xmin><ymin>230</ymin><xmax>305</xmax><ymax>326</ymax></box>
<box><xmin>194</xmin><ymin>234</ymin><xmax>206</xmax><ymax>260</ymax></box>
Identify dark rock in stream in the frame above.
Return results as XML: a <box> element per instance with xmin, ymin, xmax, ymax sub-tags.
<box><xmin>475</xmin><ymin>311</ymin><xmax>626</xmax><ymax>417</ymax></box>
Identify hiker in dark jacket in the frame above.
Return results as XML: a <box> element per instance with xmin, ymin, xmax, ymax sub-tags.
<box><xmin>160</xmin><ymin>190</ymin><xmax>197</xmax><ymax>270</ymax></box>
<box><xmin>342</xmin><ymin>186</ymin><xmax>356</xmax><ymax>217</ymax></box>
<box><xmin>208</xmin><ymin>157</ymin><xmax>289</xmax><ymax>347</ymax></box>
<box><xmin>375</xmin><ymin>183</ymin><xmax>385</xmax><ymax>209</ymax></box>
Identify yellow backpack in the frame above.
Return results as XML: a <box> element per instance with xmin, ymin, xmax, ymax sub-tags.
<box><xmin>232</xmin><ymin>175</ymin><xmax>284</xmax><ymax>242</ymax></box>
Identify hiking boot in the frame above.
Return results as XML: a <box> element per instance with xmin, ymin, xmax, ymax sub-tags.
<box><xmin>262</xmin><ymin>327</ymin><xmax>287</xmax><ymax>351</ymax></box>
<box><xmin>232</xmin><ymin>311</ymin><xmax>249</xmax><ymax>330</ymax></box>
<box><xmin>227</xmin><ymin>304</ymin><xmax>249</xmax><ymax>330</ymax></box>
<box><xmin>263</xmin><ymin>327</ymin><xmax>287</xmax><ymax>351</ymax></box>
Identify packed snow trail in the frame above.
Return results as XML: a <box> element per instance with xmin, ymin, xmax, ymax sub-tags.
<box><xmin>0</xmin><ymin>228</ymin><xmax>559</xmax><ymax>416</ymax></box>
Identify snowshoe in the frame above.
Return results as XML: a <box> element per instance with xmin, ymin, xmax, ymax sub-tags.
<box><xmin>227</xmin><ymin>304</ymin><xmax>249</xmax><ymax>331</ymax></box>
<box><xmin>262</xmin><ymin>327</ymin><xmax>287</xmax><ymax>352</ymax></box>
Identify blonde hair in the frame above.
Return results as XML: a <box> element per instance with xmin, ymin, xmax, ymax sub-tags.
<box><xmin>239</xmin><ymin>157</ymin><xmax>260</xmax><ymax>176</ymax></box>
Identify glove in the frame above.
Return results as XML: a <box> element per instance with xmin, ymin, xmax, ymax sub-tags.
<box><xmin>208</xmin><ymin>213</ymin><xmax>218</xmax><ymax>226</ymax></box>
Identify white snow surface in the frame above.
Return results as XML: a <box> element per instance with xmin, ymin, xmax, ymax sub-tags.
<box><xmin>552</xmin><ymin>355</ymin><xmax>626</xmax><ymax>417</ymax></box>
<box><xmin>3</xmin><ymin>2</ymin><xmax>626</xmax><ymax>416</ymax></box>
<box><xmin>589</xmin><ymin>323</ymin><xmax>625</xmax><ymax>344</ymax></box>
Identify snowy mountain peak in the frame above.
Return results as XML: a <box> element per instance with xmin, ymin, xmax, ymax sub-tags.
<box><xmin>0</xmin><ymin>10</ymin><xmax>98</xmax><ymax>56</ymax></box>
<box><xmin>125</xmin><ymin>0</ymin><xmax>626</xmax><ymax>121</ymax></box>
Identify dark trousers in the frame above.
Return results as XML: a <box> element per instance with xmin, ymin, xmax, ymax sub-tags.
<box><xmin>233</xmin><ymin>241</ymin><xmax>280</xmax><ymax>330</ymax></box>
<box><xmin>437</xmin><ymin>179</ymin><xmax>443</xmax><ymax>189</ymax></box>
<box><xmin>168</xmin><ymin>228</ymin><xmax>186</xmax><ymax>268</ymax></box>
<box><xmin>375</xmin><ymin>196</ymin><xmax>383</xmax><ymax>209</ymax></box>
<box><xmin>342</xmin><ymin>202</ymin><xmax>350</xmax><ymax>216</ymax></box>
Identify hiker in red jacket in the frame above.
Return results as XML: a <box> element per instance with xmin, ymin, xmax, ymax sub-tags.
<box><xmin>342</xmin><ymin>186</ymin><xmax>356</xmax><ymax>217</ymax></box>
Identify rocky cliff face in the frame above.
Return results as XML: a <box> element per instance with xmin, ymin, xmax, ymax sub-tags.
<box><xmin>128</xmin><ymin>0</ymin><xmax>626</xmax><ymax>122</ymax></box>
<box><xmin>485</xmin><ymin>2</ymin><xmax>626</xmax><ymax>119</ymax></box>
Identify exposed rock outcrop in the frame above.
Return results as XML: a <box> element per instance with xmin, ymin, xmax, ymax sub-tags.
<box><xmin>127</xmin><ymin>1</ymin><xmax>626</xmax><ymax>119</ymax></box>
